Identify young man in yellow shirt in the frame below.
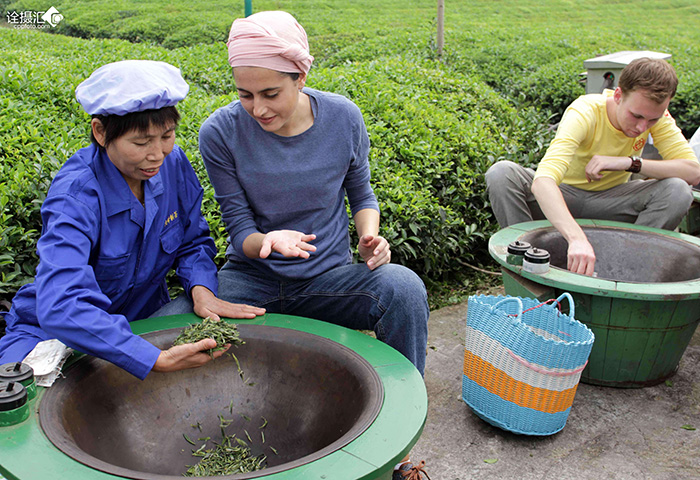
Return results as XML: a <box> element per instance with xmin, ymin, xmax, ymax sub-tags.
<box><xmin>486</xmin><ymin>58</ymin><xmax>700</xmax><ymax>276</ymax></box>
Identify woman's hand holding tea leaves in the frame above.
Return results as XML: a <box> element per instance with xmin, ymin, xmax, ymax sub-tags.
<box><xmin>152</xmin><ymin>338</ymin><xmax>230</xmax><ymax>373</ymax></box>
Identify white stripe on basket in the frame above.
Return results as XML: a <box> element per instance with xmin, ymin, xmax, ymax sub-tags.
<box><xmin>465</xmin><ymin>326</ymin><xmax>583</xmax><ymax>391</ymax></box>
<box><xmin>528</xmin><ymin>325</ymin><xmax>569</xmax><ymax>343</ymax></box>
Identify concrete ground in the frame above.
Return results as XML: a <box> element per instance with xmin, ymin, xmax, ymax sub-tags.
<box><xmin>411</xmin><ymin>295</ymin><xmax>700</xmax><ymax>480</ymax></box>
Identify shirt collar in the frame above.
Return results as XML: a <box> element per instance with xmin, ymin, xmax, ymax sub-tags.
<box><xmin>93</xmin><ymin>145</ymin><xmax>165</xmax><ymax>217</ymax></box>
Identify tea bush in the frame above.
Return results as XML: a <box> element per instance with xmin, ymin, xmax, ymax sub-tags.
<box><xmin>311</xmin><ymin>59</ymin><xmax>555</xmax><ymax>274</ymax></box>
<box><xmin>0</xmin><ymin>50</ymin><xmax>87</xmax><ymax>300</ymax></box>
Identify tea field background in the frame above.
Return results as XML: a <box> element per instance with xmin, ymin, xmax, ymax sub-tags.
<box><xmin>1</xmin><ymin>0</ymin><xmax>700</xmax><ymax>307</ymax></box>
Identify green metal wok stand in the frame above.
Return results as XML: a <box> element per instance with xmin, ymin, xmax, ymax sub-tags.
<box><xmin>490</xmin><ymin>220</ymin><xmax>700</xmax><ymax>388</ymax></box>
<box><xmin>0</xmin><ymin>314</ymin><xmax>427</xmax><ymax>480</ymax></box>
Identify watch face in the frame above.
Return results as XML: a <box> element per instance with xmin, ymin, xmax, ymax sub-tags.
<box><xmin>629</xmin><ymin>157</ymin><xmax>642</xmax><ymax>173</ymax></box>
<box><xmin>628</xmin><ymin>156</ymin><xmax>642</xmax><ymax>173</ymax></box>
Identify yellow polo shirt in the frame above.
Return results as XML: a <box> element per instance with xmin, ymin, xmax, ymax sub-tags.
<box><xmin>535</xmin><ymin>89</ymin><xmax>697</xmax><ymax>191</ymax></box>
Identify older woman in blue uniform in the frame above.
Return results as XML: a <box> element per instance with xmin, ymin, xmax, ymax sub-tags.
<box><xmin>0</xmin><ymin>60</ymin><xmax>264</xmax><ymax>379</ymax></box>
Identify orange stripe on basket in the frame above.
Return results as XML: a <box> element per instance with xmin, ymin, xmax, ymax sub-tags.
<box><xmin>463</xmin><ymin>350</ymin><xmax>579</xmax><ymax>414</ymax></box>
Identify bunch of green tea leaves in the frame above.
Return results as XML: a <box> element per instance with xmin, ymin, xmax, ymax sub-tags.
<box><xmin>183</xmin><ymin>415</ymin><xmax>268</xmax><ymax>477</ymax></box>
<box><xmin>172</xmin><ymin>317</ymin><xmax>244</xmax><ymax>357</ymax></box>
<box><xmin>183</xmin><ymin>436</ymin><xmax>266</xmax><ymax>476</ymax></box>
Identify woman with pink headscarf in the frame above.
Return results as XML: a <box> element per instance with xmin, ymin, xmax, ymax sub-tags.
<box><xmin>199</xmin><ymin>13</ymin><xmax>429</xmax><ymax>478</ymax></box>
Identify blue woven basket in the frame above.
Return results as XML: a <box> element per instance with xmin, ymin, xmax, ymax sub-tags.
<box><xmin>462</xmin><ymin>293</ymin><xmax>594</xmax><ymax>435</ymax></box>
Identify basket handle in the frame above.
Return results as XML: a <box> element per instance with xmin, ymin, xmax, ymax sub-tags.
<box><xmin>492</xmin><ymin>297</ymin><xmax>523</xmax><ymax>324</ymax></box>
<box><xmin>507</xmin><ymin>349</ymin><xmax>588</xmax><ymax>376</ymax></box>
<box><xmin>554</xmin><ymin>292</ymin><xmax>575</xmax><ymax>320</ymax></box>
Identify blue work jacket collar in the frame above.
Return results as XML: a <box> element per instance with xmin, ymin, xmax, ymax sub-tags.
<box><xmin>93</xmin><ymin>146</ymin><xmax>165</xmax><ymax>230</ymax></box>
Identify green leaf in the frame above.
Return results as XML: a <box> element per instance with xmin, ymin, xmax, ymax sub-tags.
<box><xmin>681</xmin><ymin>424</ymin><xmax>696</xmax><ymax>431</ymax></box>
<box><xmin>484</xmin><ymin>458</ymin><xmax>498</xmax><ymax>464</ymax></box>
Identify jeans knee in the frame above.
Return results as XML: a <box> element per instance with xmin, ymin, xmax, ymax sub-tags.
<box><xmin>148</xmin><ymin>295</ymin><xmax>194</xmax><ymax>318</ymax></box>
<box><xmin>378</xmin><ymin>264</ymin><xmax>427</xmax><ymax>306</ymax></box>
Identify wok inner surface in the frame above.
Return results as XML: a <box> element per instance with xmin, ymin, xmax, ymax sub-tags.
<box><xmin>39</xmin><ymin>324</ymin><xmax>384</xmax><ymax>479</ymax></box>
<box><xmin>519</xmin><ymin>226</ymin><xmax>700</xmax><ymax>283</ymax></box>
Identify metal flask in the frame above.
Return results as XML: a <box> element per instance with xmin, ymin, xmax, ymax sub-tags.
<box><xmin>523</xmin><ymin>247</ymin><xmax>550</xmax><ymax>274</ymax></box>
<box><xmin>0</xmin><ymin>381</ymin><xmax>29</xmax><ymax>427</ymax></box>
<box><xmin>0</xmin><ymin>362</ymin><xmax>36</xmax><ymax>400</ymax></box>
<box><xmin>507</xmin><ymin>240</ymin><xmax>531</xmax><ymax>265</ymax></box>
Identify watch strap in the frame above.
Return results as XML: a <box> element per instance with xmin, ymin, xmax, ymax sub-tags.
<box><xmin>627</xmin><ymin>156</ymin><xmax>642</xmax><ymax>174</ymax></box>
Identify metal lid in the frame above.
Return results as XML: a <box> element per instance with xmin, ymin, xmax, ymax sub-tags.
<box><xmin>507</xmin><ymin>241</ymin><xmax>531</xmax><ymax>255</ymax></box>
<box><xmin>0</xmin><ymin>362</ymin><xmax>34</xmax><ymax>384</ymax></box>
<box><xmin>524</xmin><ymin>247</ymin><xmax>550</xmax><ymax>264</ymax></box>
<box><xmin>583</xmin><ymin>50</ymin><xmax>671</xmax><ymax>69</ymax></box>
<box><xmin>0</xmin><ymin>381</ymin><xmax>28</xmax><ymax>411</ymax></box>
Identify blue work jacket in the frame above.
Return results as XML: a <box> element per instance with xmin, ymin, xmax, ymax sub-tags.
<box><xmin>0</xmin><ymin>144</ymin><xmax>218</xmax><ymax>379</ymax></box>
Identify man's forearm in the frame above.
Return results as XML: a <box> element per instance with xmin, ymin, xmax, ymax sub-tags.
<box><xmin>531</xmin><ymin>176</ymin><xmax>596</xmax><ymax>275</ymax></box>
<box><xmin>531</xmin><ymin>177</ymin><xmax>586</xmax><ymax>243</ymax></box>
<box><xmin>636</xmin><ymin>157</ymin><xmax>700</xmax><ymax>184</ymax></box>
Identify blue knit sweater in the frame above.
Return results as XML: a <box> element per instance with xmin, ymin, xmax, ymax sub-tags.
<box><xmin>199</xmin><ymin>88</ymin><xmax>379</xmax><ymax>280</ymax></box>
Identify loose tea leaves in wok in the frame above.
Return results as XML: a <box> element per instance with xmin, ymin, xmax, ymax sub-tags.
<box><xmin>172</xmin><ymin>317</ymin><xmax>244</xmax><ymax>356</ymax></box>
<box><xmin>183</xmin><ymin>434</ymin><xmax>267</xmax><ymax>476</ymax></box>
<box><xmin>183</xmin><ymin>432</ymin><xmax>267</xmax><ymax>476</ymax></box>
<box><xmin>176</xmin><ymin>319</ymin><xmax>270</xmax><ymax>476</ymax></box>
<box><xmin>182</xmin><ymin>415</ymin><xmax>271</xmax><ymax>476</ymax></box>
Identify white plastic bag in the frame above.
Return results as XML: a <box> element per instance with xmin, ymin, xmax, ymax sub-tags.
<box><xmin>22</xmin><ymin>339</ymin><xmax>73</xmax><ymax>387</ymax></box>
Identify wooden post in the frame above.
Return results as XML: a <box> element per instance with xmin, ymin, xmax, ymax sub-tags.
<box><xmin>437</xmin><ymin>0</ymin><xmax>444</xmax><ymax>59</ymax></box>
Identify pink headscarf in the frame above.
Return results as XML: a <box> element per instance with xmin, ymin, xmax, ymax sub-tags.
<box><xmin>227</xmin><ymin>11</ymin><xmax>314</xmax><ymax>75</ymax></box>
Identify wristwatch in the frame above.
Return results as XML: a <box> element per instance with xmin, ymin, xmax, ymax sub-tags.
<box><xmin>627</xmin><ymin>156</ymin><xmax>642</xmax><ymax>173</ymax></box>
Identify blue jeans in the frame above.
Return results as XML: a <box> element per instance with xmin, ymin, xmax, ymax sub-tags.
<box><xmin>211</xmin><ymin>261</ymin><xmax>429</xmax><ymax>375</ymax></box>
<box><xmin>148</xmin><ymin>294</ymin><xmax>196</xmax><ymax>317</ymax></box>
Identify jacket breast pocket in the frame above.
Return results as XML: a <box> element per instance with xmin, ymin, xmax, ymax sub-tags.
<box><xmin>160</xmin><ymin>219</ymin><xmax>184</xmax><ymax>255</ymax></box>
<box><xmin>93</xmin><ymin>253</ymin><xmax>131</xmax><ymax>296</ymax></box>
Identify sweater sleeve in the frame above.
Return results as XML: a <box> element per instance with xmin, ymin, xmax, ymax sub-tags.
<box><xmin>343</xmin><ymin>104</ymin><xmax>380</xmax><ymax>215</ymax></box>
<box><xmin>199</xmin><ymin>112</ymin><xmax>260</xmax><ymax>255</ymax></box>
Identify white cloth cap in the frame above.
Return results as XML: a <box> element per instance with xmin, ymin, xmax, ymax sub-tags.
<box><xmin>75</xmin><ymin>60</ymin><xmax>189</xmax><ymax>116</ymax></box>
